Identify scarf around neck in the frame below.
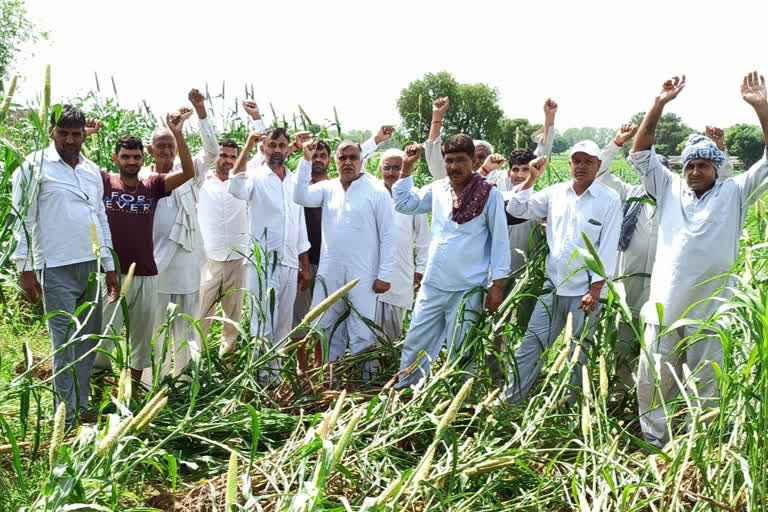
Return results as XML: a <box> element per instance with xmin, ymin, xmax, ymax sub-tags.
<box><xmin>452</xmin><ymin>172</ymin><xmax>494</xmax><ymax>224</ymax></box>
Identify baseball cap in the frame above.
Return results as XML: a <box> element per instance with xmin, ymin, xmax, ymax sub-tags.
<box><xmin>569</xmin><ymin>140</ymin><xmax>601</xmax><ymax>158</ymax></box>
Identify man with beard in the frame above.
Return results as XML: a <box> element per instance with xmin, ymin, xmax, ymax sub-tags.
<box><xmin>629</xmin><ymin>72</ymin><xmax>768</xmax><ymax>448</ymax></box>
<box><xmin>228</xmin><ymin>128</ymin><xmax>311</xmax><ymax>384</ymax></box>
<box><xmin>139</xmin><ymin>88</ymin><xmax>218</xmax><ymax>379</ymax></box>
<box><xmin>198</xmin><ymin>138</ymin><xmax>249</xmax><ymax>356</ymax></box>
<box><xmin>294</xmin><ymin>139</ymin><xmax>396</xmax><ymax>378</ymax></box>
<box><xmin>376</xmin><ymin>148</ymin><xmax>430</xmax><ymax>341</ymax></box>
<box><xmin>393</xmin><ymin>137</ymin><xmax>510</xmax><ymax>388</ymax></box>
<box><xmin>503</xmin><ymin>141</ymin><xmax>622</xmax><ymax>403</ymax></box>
<box><xmin>99</xmin><ymin>115</ymin><xmax>195</xmax><ymax>384</ymax></box>
<box><xmin>12</xmin><ymin>105</ymin><xmax>118</xmax><ymax>425</ymax></box>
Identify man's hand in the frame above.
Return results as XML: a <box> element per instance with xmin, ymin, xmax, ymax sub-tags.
<box><xmin>433</xmin><ymin>97</ymin><xmax>450</xmax><ymax>119</ymax></box>
<box><xmin>188</xmin><ymin>88</ymin><xmax>207</xmax><ymax>119</ymax></box>
<box><xmin>106</xmin><ymin>271</ymin><xmax>119</xmax><ymax>304</ymax></box>
<box><xmin>543</xmin><ymin>98</ymin><xmax>558</xmax><ymax>125</ymax></box>
<box><xmin>374</xmin><ymin>125</ymin><xmax>395</xmax><ymax>145</ymax></box>
<box><xmin>742</xmin><ymin>71</ymin><xmax>768</xmax><ymax>108</ymax></box>
<box><xmin>579</xmin><ymin>281</ymin><xmax>603</xmax><ymax>314</ymax></box>
<box><xmin>298</xmin><ymin>266</ymin><xmax>311</xmax><ymax>292</ymax></box>
<box><xmin>302</xmin><ymin>139</ymin><xmax>318</xmax><ymax>161</ymax></box>
<box><xmin>85</xmin><ymin>118</ymin><xmax>102</xmax><ymax>137</ymax></box>
<box><xmin>705</xmin><ymin>125</ymin><xmax>725</xmax><ymax>150</ymax></box>
<box><xmin>656</xmin><ymin>75</ymin><xmax>686</xmax><ymax>105</ymax></box>
<box><xmin>482</xmin><ymin>154</ymin><xmax>506</xmax><ymax>173</ymax></box>
<box><xmin>245</xmin><ymin>131</ymin><xmax>266</xmax><ymax>151</ymax></box>
<box><xmin>520</xmin><ymin>156</ymin><xmax>547</xmax><ymax>190</ymax></box>
<box><xmin>401</xmin><ymin>144</ymin><xmax>422</xmax><ymax>176</ymax></box>
<box><xmin>166</xmin><ymin>112</ymin><xmax>186</xmax><ymax>134</ymax></box>
<box><xmin>485</xmin><ymin>283</ymin><xmax>503</xmax><ymax>313</ymax></box>
<box><xmin>289</xmin><ymin>131</ymin><xmax>311</xmax><ymax>154</ymax></box>
<box><xmin>19</xmin><ymin>271</ymin><xmax>42</xmax><ymax>304</ymax></box>
<box><xmin>242</xmin><ymin>100</ymin><xmax>261</xmax><ymax>120</ymax></box>
<box><xmin>372</xmin><ymin>279</ymin><xmax>391</xmax><ymax>294</ymax></box>
<box><xmin>613</xmin><ymin>123</ymin><xmax>639</xmax><ymax>147</ymax></box>
<box><xmin>413</xmin><ymin>272</ymin><xmax>423</xmax><ymax>293</ymax></box>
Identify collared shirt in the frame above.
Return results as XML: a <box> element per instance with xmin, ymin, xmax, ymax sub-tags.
<box><xmin>628</xmin><ymin>148</ymin><xmax>768</xmax><ymax>324</ymax></box>
<box><xmin>198</xmin><ymin>171</ymin><xmax>249</xmax><ymax>262</ymax></box>
<box><xmin>378</xmin><ymin>204</ymin><xmax>430</xmax><ymax>310</ymax></box>
<box><xmin>393</xmin><ymin>175</ymin><xmax>510</xmax><ymax>291</ymax></box>
<box><xmin>12</xmin><ymin>144</ymin><xmax>115</xmax><ymax>272</ymax></box>
<box><xmin>228</xmin><ymin>163</ymin><xmax>310</xmax><ymax>269</ymax></box>
<box><xmin>294</xmin><ymin>158</ymin><xmax>396</xmax><ymax>281</ymax></box>
<box><xmin>139</xmin><ymin>117</ymin><xmax>218</xmax><ymax>294</ymax></box>
<box><xmin>507</xmin><ymin>179</ymin><xmax>621</xmax><ymax>296</ymax></box>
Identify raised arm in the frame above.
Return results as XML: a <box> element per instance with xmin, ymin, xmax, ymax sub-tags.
<box><xmin>533</xmin><ymin>98</ymin><xmax>558</xmax><ymax>158</ymax></box>
<box><xmin>164</xmin><ymin>112</ymin><xmax>196</xmax><ymax>193</ymax></box>
<box><xmin>360</xmin><ymin>125</ymin><xmax>395</xmax><ymax>162</ymax></box>
<box><xmin>227</xmin><ymin>132</ymin><xmax>264</xmax><ymax>200</ymax></box>
<box><xmin>506</xmin><ymin>156</ymin><xmax>550</xmax><ymax>219</ymax></box>
<box><xmin>632</xmin><ymin>76</ymin><xmax>685</xmax><ymax>153</ymax></box>
<box><xmin>189</xmin><ymin>88</ymin><xmax>218</xmax><ymax>184</ymax></box>
<box><xmin>293</xmin><ymin>140</ymin><xmax>326</xmax><ymax>207</ymax></box>
<box><xmin>734</xmin><ymin>71</ymin><xmax>768</xmax><ymax>204</ymax></box>
<box><xmin>394</xmin><ymin>145</ymin><xmax>434</xmax><ymax>214</ymax></box>
<box><xmin>425</xmin><ymin>97</ymin><xmax>449</xmax><ymax>179</ymax></box>
<box><xmin>243</xmin><ymin>100</ymin><xmax>267</xmax><ymax>132</ymax></box>
<box><xmin>705</xmin><ymin>125</ymin><xmax>734</xmax><ymax>180</ymax></box>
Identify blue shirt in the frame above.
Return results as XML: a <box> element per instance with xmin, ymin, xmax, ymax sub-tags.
<box><xmin>393</xmin><ymin>175</ymin><xmax>510</xmax><ymax>291</ymax></box>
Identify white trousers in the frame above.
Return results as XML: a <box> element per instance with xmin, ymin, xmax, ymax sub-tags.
<box><xmin>637</xmin><ymin>323</ymin><xmax>721</xmax><ymax>448</ymax></box>
<box><xmin>396</xmin><ymin>283</ymin><xmax>483</xmax><ymax>388</ymax></box>
<box><xmin>247</xmin><ymin>262</ymin><xmax>297</xmax><ymax>381</ymax></box>
<box><xmin>374</xmin><ymin>300</ymin><xmax>406</xmax><ymax>341</ymax></box>
<box><xmin>313</xmin><ymin>270</ymin><xmax>378</xmax><ymax>363</ymax></box>
<box><xmin>199</xmin><ymin>258</ymin><xmax>246</xmax><ymax>354</ymax></box>
<box><xmin>151</xmin><ymin>291</ymin><xmax>201</xmax><ymax>380</ymax></box>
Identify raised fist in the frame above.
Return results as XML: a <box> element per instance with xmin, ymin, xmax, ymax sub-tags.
<box><xmin>375</xmin><ymin>125</ymin><xmax>395</xmax><ymax>144</ymax></box>
<box><xmin>85</xmin><ymin>118</ymin><xmax>102</xmax><ymax>137</ymax></box>
<box><xmin>613</xmin><ymin>123</ymin><xmax>639</xmax><ymax>147</ymax></box>
<box><xmin>302</xmin><ymin>139</ymin><xmax>318</xmax><ymax>160</ymax></box>
<box><xmin>242</xmin><ymin>100</ymin><xmax>261</xmax><ymax>120</ymax></box>
<box><xmin>705</xmin><ymin>125</ymin><xmax>725</xmax><ymax>151</ymax></box>
<box><xmin>432</xmin><ymin>97</ymin><xmax>450</xmax><ymax>118</ymax></box>
<box><xmin>177</xmin><ymin>106</ymin><xmax>194</xmax><ymax>121</ymax></box>
<box><xmin>482</xmin><ymin>153</ymin><xmax>506</xmax><ymax>172</ymax></box>
<box><xmin>656</xmin><ymin>75</ymin><xmax>686</xmax><ymax>105</ymax></box>
<box><xmin>188</xmin><ymin>88</ymin><xmax>205</xmax><ymax>109</ymax></box>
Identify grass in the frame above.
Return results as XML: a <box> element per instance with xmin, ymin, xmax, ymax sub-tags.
<box><xmin>2</xmin><ymin>75</ymin><xmax>768</xmax><ymax>511</ymax></box>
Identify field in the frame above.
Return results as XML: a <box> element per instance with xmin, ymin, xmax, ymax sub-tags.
<box><xmin>2</xmin><ymin>84</ymin><xmax>768</xmax><ymax>512</ymax></box>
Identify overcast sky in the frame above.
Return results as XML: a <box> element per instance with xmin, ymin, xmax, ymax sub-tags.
<box><xmin>12</xmin><ymin>0</ymin><xmax>768</xmax><ymax>133</ymax></box>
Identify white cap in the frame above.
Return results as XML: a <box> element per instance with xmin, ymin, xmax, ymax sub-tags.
<box><xmin>569</xmin><ymin>140</ymin><xmax>601</xmax><ymax>158</ymax></box>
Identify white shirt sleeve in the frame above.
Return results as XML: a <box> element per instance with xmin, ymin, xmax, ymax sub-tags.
<box><xmin>732</xmin><ymin>150</ymin><xmax>768</xmax><ymax>206</ymax></box>
<box><xmin>533</xmin><ymin>125</ymin><xmax>555</xmax><ymax>158</ymax></box>
<box><xmin>297</xmin><ymin>206</ymin><xmax>311</xmax><ymax>254</ymax></box>
<box><xmin>375</xmin><ymin>189</ymin><xmax>396</xmax><ymax>282</ymax></box>
<box><xmin>487</xmin><ymin>189</ymin><xmax>512</xmax><ymax>281</ymax></box>
<box><xmin>11</xmin><ymin>161</ymin><xmax>36</xmax><ymax>272</ymax></box>
<box><xmin>627</xmin><ymin>148</ymin><xmax>674</xmax><ymax>200</ymax></box>
<box><xmin>413</xmin><ymin>214</ymin><xmax>430</xmax><ymax>274</ymax></box>
<box><xmin>293</xmin><ymin>158</ymin><xmax>325</xmax><ymax>207</ymax></box>
<box><xmin>425</xmin><ymin>135</ymin><xmax>447</xmax><ymax>179</ymax></box>
<box><xmin>393</xmin><ymin>176</ymin><xmax>433</xmax><ymax>215</ymax></box>
<box><xmin>94</xmin><ymin>173</ymin><xmax>115</xmax><ymax>271</ymax></box>
<box><xmin>226</xmin><ymin>171</ymin><xmax>253</xmax><ymax>201</ymax></box>
<box><xmin>506</xmin><ymin>186</ymin><xmax>550</xmax><ymax>220</ymax></box>
<box><xmin>597</xmin><ymin>142</ymin><xmax>621</xmax><ymax>177</ymax></box>
<box><xmin>361</xmin><ymin>136</ymin><xmax>378</xmax><ymax>161</ymax></box>
<box><xmin>193</xmin><ymin>117</ymin><xmax>219</xmax><ymax>187</ymax></box>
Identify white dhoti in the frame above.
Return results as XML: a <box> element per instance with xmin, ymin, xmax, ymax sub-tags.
<box><xmin>374</xmin><ymin>300</ymin><xmax>406</xmax><ymax>341</ymax></box>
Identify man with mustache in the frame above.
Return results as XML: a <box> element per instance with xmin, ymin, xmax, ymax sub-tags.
<box><xmin>11</xmin><ymin>105</ymin><xmax>118</xmax><ymax>425</ymax></box>
<box><xmin>295</xmin><ymin>138</ymin><xmax>396</xmax><ymax>379</ymax></box>
<box><xmin>630</xmin><ymin>72</ymin><xmax>768</xmax><ymax>448</ymax></box>
<box><xmin>393</xmin><ymin>135</ymin><xmax>511</xmax><ymax>388</ymax></box>
<box><xmin>198</xmin><ymin>138</ymin><xmax>249</xmax><ymax>357</ymax></box>
<box><xmin>376</xmin><ymin>148</ymin><xmax>431</xmax><ymax>342</ymax></box>
<box><xmin>503</xmin><ymin>140</ymin><xmax>622</xmax><ymax>402</ymax></box>
<box><xmin>97</xmin><ymin>114</ymin><xmax>195</xmax><ymax>385</ymax></box>
<box><xmin>228</xmin><ymin>127</ymin><xmax>311</xmax><ymax>384</ymax></box>
<box><xmin>139</xmin><ymin>88</ymin><xmax>219</xmax><ymax>379</ymax></box>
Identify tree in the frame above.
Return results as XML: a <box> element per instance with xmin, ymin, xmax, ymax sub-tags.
<box><xmin>559</xmin><ymin>127</ymin><xmax>615</xmax><ymax>149</ymax></box>
<box><xmin>725</xmin><ymin>124</ymin><xmax>764</xmax><ymax>168</ymax></box>
<box><xmin>496</xmin><ymin>118</ymin><xmax>541</xmax><ymax>156</ymax></box>
<box><xmin>629</xmin><ymin>111</ymin><xmax>694</xmax><ymax>156</ymax></box>
<box><xmin>397</xmin><ymin>71</ymin><xmax>503</xmax><ymax>143</ymax></box>
<box><xmin>0</xmin><ymin>0</ymin><xmax>40</xmax><ymax>81</ymax></box>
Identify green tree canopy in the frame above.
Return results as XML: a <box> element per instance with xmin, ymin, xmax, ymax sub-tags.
<box><xmin>629</xmin><ymin>111</ymin><xmax>694</xmax><ymax>157</ymax></box>
<box><xmin>396</xmin><ymin>71</ymin><xmax>504</xmax><ymax>143</ymax></box>
<box><xmin>0</xmin><ymin>0</ymin><xmax>39</xmax><ymax>81</ymax></box>
<box><xmin>725</xmin><ymin>124</ymin><xmax>765</xmax><ymax>168</ymax></box>
<box><xmin>496</xmin><ymin>118</ymin><xmax>541</xmax><ymax>156</ymax></box>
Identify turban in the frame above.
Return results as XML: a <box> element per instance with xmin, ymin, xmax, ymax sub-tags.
<box><xmin>680</xmin><ymin>135</ymin><xmax>726</xmax><ymax>175</ymax></box>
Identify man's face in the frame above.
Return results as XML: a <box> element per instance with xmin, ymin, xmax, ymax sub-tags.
<box><xmin>444</xmin><ymin>152</ymin><xmax>473</xmax><ymax>188</ymax></box>
<box><xmin>380</xmin><ymin>156</ymin><xmax>403</xmax><ymax>188</ymax></box>
<box><xmin>312</xmin><ymin>148</ymin><xmax>330</xmax><ymax>176</ymax></box>
<box><xmin>113</xmin><ymin>148</ymin><xmax>145</xmax><ymax>177</ymax></box>
<box><xmin>336</xmin><ymin>143</ymin><xmax>362</xmax><ymax>184</ymax></box>
<box><xmin>50</xmin><ymin>124</ymin><xmax>86</xmax><ymax>162</ymax></box>
<box><xmin>264</xmin><ymin>134</ymin><xmax>290</xmax><ymax>167</ymax></box>
<box><xmin>148</xmin><ymin>131</ymin><xmax>177</xmax><ymax>171</ymax></box>
<box><xmin>685</xmin><ymin>158</ymin><xmax>717</xmax><ymax>194</ymax></box>
<box><xmin>569</xmin><ymin>152</ymin><xmax>600</xmax><ymax>188</ymax></box>
<box><xmin>509</xmin><ymin>163</ymin><xmax>531</xmax><ymax>185</ymax></box>
<box><xmin>473</xmin><ymin>144</ymin><xmax>489</xmax><ymax>171</ymax></box>
<box><xmin>215</xmin><ymin>145</ymin><xmax>238</xmax><ymax>175</ymax></box>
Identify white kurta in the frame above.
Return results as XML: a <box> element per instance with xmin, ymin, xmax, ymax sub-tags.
<box><xmin>628</xmin><ymin>148</ymin><xmax>768</xmax><ymax>325</ymax></box>
<box><xmin>198</xmin><ymin>172</ymin><xmax>249</xmax><ymax>262</ymax></box>
<box><xmin>293</xmin><ymin>158</ymin><xmax>396</xmax><ymax>360</ymax></box>
<box><xmin>377</xmin><ymin>209</ymin><xmax>430</xmax><ymax>310</ymax></box>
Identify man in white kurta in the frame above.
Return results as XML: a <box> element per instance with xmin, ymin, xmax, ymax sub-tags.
<box><xmin>504</xmin><ymin>140</ymin><xmax>622</xmax><ymax>402</ymax></box>
<box><xmin>139</xmin><ymin>89</ymin><xmax>218</xmax><ymax>379</ymax></box>
<box><xmin>393</xmin><ymin>136</ymin><xmax>511</xmax><ymax>388</ymax></box>
<box><xmin>228</xmin><ymin>128</ymin><xmax>311</xmax><ymax>382</ymax></box>
<box><xmin>198</xmin><ymin>138</ymin><xmax>249</xmax><ymax>356</ymax></box>
<box><xmin>376</xmin><ymin>149</ymin><xmax>430</xmax><ymax>341</ymax></box>
<box><xmin>628</xmin><ymin>72</ymin><xmax>768</xmax><ymax>447</ymax></box>
<box><xmin>294</xmin><ymin>140</ymin><xmax>396</xmax><ymax>367</ymax></box>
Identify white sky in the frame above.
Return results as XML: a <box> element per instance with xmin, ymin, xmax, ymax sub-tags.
<box><xmin>13</xmin><ymin>0</ymin><xmax>768</xmax><ymax>132</ymax></box>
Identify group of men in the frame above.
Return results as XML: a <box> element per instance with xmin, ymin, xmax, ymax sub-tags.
<box><xmin>12</xmin><ymin>71</ymin><xmax>768</xmax><ymax>450</ymax></box>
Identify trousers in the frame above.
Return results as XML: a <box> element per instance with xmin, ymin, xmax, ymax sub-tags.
<box><xmin>199</xmin><ymin>258</ymin><xmax>246</xmax><ymax>354</ymax></box>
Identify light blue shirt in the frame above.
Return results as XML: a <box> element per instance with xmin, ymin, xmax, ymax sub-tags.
<box><xmin>393</xmin><ymin>175</ymin><xmax>511</xmax><ymax>291</ymax></box>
